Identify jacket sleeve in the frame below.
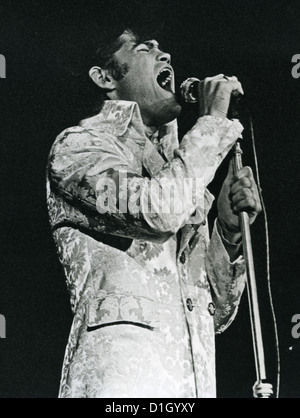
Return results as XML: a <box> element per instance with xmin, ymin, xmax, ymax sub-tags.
<box><xmin>205</xmin><ymin>219</ymin><xmax>247</xmax><ymax>334</ymax></box>
<box><xmin>48</xmin><ymin>116</ymin><xmax>243</xmax><ymax>243</ymax></box>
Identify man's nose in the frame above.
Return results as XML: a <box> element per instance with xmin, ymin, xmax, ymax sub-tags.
<box><xmin>156</xmin><ymin>51</ymin><xmax>171</xmax><ymax>64</ymax></box>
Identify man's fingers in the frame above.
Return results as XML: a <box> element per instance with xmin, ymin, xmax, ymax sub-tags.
<box><xmin>233</xmin><ymin>197</ymin><xmax>257</xmax><ymax>213</ymax></box>
<box><xmin>231</xmin><ymin>188</ymin><xmax>253</xmax><ymax>205</ymax></box>
<box><xmin>225</xmin><ymin>76</ymin><xmax>244</xmax><ymax>95</ymax></box>
<box><xmin>235</xmin><ymin>166</ymin><xmax>254</xmax><ymax>180</ymax></box>
<box><xmin>231</xmin><ymin>182</ymin><xmax>262</xmax><ymax>214</ymax></box>
<box><xmin>207</xmin><ymin>74</ymin><xmax>225</xmax><ymax>81</ymax></box>
<box><xmin>223</xmin><ymin>80</ymin><xmax>244</xmax><ymax>96</ymax></box>
<box><xmin>203</xmin><ymin>76</ymin><xmax>244</xmax><ymax>95</ymax></box>
<box><xmin>224</xmin><ymin>76</ymin><xmax>244</xmax><ymax>95</ymax></box>
<box><xmin>231</xmin><ymin>166</ymin><xmax>255</xmax><ymax>190</ymax></box>
<box><xmin>210</xmin><ymin>78</ymin><xmax>244</xmax><ymax>96</ymax></box>
<box><xmin>231</xmin><ymin>177</ymin><xmax>252</xmax><ymax>194</ymax></box>
<box><xmin>226</xmin><ymin>163</ymin><xmax>251</xmax><ymax>186</ymax></box>
<box><xmin>230</xmin><ymin>164</ymin><xmax>262</xmax><ymax>216</ymax></box>
<box><xmin>200</xmin><ymin>74</ymin><xmax>244</xmax><ymax>118</ymax></box>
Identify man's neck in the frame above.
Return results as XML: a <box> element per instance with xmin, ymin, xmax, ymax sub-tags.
<box><xmin>143</xmin><ymin>124</ymin><xmax>160</xmax><ymax>139</ymax></box>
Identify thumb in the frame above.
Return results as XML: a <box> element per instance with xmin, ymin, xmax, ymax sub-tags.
<box><xmin>225</xmin><ymin>159</ymin><xmax>235</xmax><ymax>183</ymax></box>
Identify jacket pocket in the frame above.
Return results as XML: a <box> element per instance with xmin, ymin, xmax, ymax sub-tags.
<box><xmin>87</xmin><ymin>293</ymin><xmax>161</xmax><ymax>331</ymax></box>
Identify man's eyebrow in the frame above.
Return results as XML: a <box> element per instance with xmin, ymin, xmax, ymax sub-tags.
<box><xmin>131</xmin><ymin>40</ymin><xmax>164</xmax><ymax>51</ymax></box>
<box><xmin>144</xmin><ymin>40</ymin><xmax>162</xmax><ymax>50</ymax></box>
<box><xmin>130</xmin><ymin>40</ymin><xmax>161</xmax><ymax>50</ymax></box>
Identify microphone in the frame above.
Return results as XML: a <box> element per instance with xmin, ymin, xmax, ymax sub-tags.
<box><xmin>180</xmin><ymin>77</ymin><xmax>245</xmax><ymax>119</ymax></box>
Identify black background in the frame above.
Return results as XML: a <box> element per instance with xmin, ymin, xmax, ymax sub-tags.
<box><xmin>0</xmin><ymin>0</ymin><xmax>299</xmax><ymax>398</ymax></box>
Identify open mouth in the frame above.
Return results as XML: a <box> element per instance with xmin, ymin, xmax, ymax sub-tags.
<box><xmin>157</xmin><ymin>68</ymin><xmax>173</xmax><ymax>92</ymax></box>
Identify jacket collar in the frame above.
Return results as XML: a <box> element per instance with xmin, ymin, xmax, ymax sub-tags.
<box><xmin>79</xmin><ymin>100</ymin><xmax>179</xmax><ymax>162</ymax></box>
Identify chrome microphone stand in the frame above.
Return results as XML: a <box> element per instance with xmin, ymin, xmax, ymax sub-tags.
<box><xmin>232</xmin><ymin>142</ymin><xmax>273</xmax><ymax>398</ymax></box>
<box><xmin>180</xmin><ymin>77</ymin><xmax>274</xmax><ymax>398</ymax></box>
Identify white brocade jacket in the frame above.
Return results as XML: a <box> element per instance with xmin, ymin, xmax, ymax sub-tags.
<box><xmin>47</xmin><ymin>100</ymin><xmax>246</xmax><ymax>398</ymax></box>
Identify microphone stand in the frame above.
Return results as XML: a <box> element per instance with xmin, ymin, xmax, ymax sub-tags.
<box><xmin>180</xmin><ymin>77</ymin><xmax>275</xmax><ymax>397</ymax></box>
<box><xmin>232</xmin><ymin>141</ymin><xmax>273</xmax><ymax>398</ymax></box>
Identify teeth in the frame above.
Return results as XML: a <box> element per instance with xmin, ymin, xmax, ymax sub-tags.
<box><xmin>161</xmin><ymin>75</ymin><xmax>172</xmax><ymax>87</ymax></box>
<box><xmin>158</xmin><ymin>68</ymin><xmax>173</xmax><ymax>88</ymax></box>
<box><xmin>159</xmin><ymin>68</ymin><xmax>172</xmax><ymax>75</ymax></box>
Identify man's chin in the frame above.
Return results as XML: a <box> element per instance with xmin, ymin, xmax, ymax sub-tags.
<box><xmin>151</xmin><ymin>97</ymin><xmax>182</xmax><ymax>126</ymax></box>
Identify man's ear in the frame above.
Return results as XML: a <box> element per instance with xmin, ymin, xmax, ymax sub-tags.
<box><xmin>89</xmin><ymin>66</ymin><xmax>116</xmax><ymax>91</ymax></box>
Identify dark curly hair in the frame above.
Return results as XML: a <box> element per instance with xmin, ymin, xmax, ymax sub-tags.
<box><xmin>61</xmin><ymin>28</ymin><xmax>146</xmax><ymax>121</ymax></box>
<box><xmin>93</xmin><ymin>29</ymin><xmax>139</xmax><ymax>81</ymax></box>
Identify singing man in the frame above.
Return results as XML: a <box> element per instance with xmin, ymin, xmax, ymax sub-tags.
<box><xmin>47</xmin><ymin>29</ymin><xmax>261</xmax><ymax>398</ymax></box>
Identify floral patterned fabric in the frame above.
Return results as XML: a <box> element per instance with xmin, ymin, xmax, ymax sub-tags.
<box><xmin>47</xmin><ymin>100</ymin><xmax>246</xmax><ymax>398</ymax></box>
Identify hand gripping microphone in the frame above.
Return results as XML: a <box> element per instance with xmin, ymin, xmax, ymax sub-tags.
<box><xmin>180</xmin><ymin>77</ymin><xmax>244</xmax><ymax>119</ymax></box>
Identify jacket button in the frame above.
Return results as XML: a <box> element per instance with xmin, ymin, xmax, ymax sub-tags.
<box><xmin>186</xmin><ymin>298</ymin><xmax>194</xmax><ymax>312</ymax></box>
<box><xmin>208</xmin><ymin>302</ymin><xmax>216</xmax><ymax>316</ymax></box>
<box><xmin>180</xmin><ymin>252</ymin><xmax>186</xmax><ymax>264</ymax></box>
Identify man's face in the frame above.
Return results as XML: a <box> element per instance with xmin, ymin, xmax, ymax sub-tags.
<box><xmin>111</xmin><ymin>38</ymin><xmax>182</xmax><ymax>127</ymax></box>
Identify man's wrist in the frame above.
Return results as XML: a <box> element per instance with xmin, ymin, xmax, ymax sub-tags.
<box><xmin>217</xmin><ymin>218</ymin><xmax>241</xmax><ymax>244</ymax></box>
<box><xmin>216</xmin><ymin>218</ymin><xmax>242</xmax><ymax>261</ymax></box>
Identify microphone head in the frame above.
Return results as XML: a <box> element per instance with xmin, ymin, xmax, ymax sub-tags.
<box><xmin>180</xmin><ymin>78</ymin><xmax>201</xmax><ymax>103</ymax></box>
